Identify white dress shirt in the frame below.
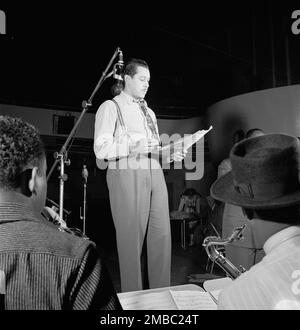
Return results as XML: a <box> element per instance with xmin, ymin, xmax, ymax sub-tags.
<box><xmin>94</xmin><ymin>91</ymin><xmax>159</xmax><ymax>162</ymax></box>
<box><xmin>218</xmin><ymin>225</ymin><xmax>300</xmax><ymax>310</ymax></box>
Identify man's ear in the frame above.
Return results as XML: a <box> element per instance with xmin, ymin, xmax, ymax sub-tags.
<box><xmin>124</xmin><ymin>74</ymin><xmax>130</xmax><ymax>84</ymax></box>
<box><xmin>18</xmin><ymin>168</ymin><xmax>33</xmax><ymax>197</ymax></box>
<box><xmin>28</xmin><ymin>167</ymin><xmax>39</xmax><ymax>196</ymax></box>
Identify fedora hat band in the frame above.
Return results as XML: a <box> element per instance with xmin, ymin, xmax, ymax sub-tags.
<box><xmin>233</xmin><ymin>179</ymin><xmax>296</xmax><ymax>201</ymax></box>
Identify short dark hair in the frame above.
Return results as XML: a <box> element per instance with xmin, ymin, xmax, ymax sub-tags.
<box><xmin>124</xmin><ymin>58</ymin><xmax>149</xmax><ymax>78</ymax></box>
<box><xmin>0</xmin><ymin>116</ymin><xmax>45</xmax><ymax>190</ymax></box>
<box><xmin>181</xmin><ymin>188</ymin><xmax>200</xmax><ymax>197</ymax></box>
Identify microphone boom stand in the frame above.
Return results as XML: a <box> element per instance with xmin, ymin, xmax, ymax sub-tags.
<box><xmin>47</xmin><ymin>47</ymin><xmax>122</xmax><ymax>222</ymax></box>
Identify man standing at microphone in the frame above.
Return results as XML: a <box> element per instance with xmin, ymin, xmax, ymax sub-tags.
<box><xmin>94</xmin><ymin>57</ymin><xmax>186</xmax><ymax>292</ymax></box>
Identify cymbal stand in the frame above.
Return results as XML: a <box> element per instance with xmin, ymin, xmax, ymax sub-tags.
<box><xmin>46</xmin><ymin>47</ymin><xmax>122</xmax><ymax>223</ymax></box>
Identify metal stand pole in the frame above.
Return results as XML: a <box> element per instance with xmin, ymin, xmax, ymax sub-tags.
<box><xmin>46</xmin><ymin>47</ymin><xmax>122</xmax><ymax>222</ymax></box>
<box><xmin>82</xmin><ymin>181</ymin><xmax>87</xmax><ymax>235</ymax></box>
<box><xmin>81</xmin><ymin>164</ymin><xmax>88</xmax><ymax>235</ymax></box>
<box><xmin>55</xmin><ymin>152</ymin><xmax>70</xmax><ymax>221</ymax></box>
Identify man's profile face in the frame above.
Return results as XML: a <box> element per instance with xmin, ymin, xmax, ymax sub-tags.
<box><xmin>125</xmin><ymin>66</ymin><xmax>150</xmax><ymax>100</ymax></box>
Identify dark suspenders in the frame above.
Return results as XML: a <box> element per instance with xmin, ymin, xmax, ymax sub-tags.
<box><xmin>111</xmin><ymin>99</ymin><xmax>126</xmax><ymax>131</ymax></box>
<box><xmin>111</xmin><ymin>98</ymin><xmax>161</xmax><ymax>146</ymax></box>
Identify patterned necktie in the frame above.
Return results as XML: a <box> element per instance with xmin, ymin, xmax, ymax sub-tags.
<box><xmin>136</xmin><ymin>99</ymin><xmax>159</xmax><ymax>140</ymax></box>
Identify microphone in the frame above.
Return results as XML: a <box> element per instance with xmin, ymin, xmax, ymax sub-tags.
<box><xmin>113</xmin><ymin>50</ymin><xmax>124</xmax><ymax>82</ymax></box>
<box><xmin>111</xmin><ymin>80</ymin><xmax>123</xmax><ymax>96</ymax></box>
<box><xmin>111</xmin><ymin>50</ymin><xmax>124</xmax><ymax>96</ymax></box>
<box><xmin>82</xmin><ymin>164</ymin><xmax>88</xmax><ymax>184</ymax></box>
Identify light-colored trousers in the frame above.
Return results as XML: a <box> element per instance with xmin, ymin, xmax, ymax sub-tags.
<box><xmin>107</xmin><ymin>159</ymin><xmax>171</xmax><ymax>292</ymax></box>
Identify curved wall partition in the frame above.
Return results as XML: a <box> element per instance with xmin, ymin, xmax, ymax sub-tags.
<box><xmin>206</xmin><ymin>85</ymin><xmax>300</xmax><ymax>164</ymax></box>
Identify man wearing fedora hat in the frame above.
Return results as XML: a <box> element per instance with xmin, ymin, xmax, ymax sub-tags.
<box><xmin>212</xmin><ymin>133</ymin><xmax>300</xmax><ymax>310</ymax></box>
<box><xmin>220</xmin><ymin>128</ymin><xmax>265</xmax><ymax>271</ymax></box>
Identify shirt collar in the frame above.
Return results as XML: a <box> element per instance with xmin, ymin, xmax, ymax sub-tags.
<box><xmin>119</xmin><ymin>91</ymin><xmax>145</xmax><ymax>105</ymax></box>
<box><xmin>264</xmin><ymin>225</ymin><xmax>300</xmax><ymax>254</ymax></box>
<box><xmin>0</xmin><ymin>202</ymin><xmax>44</xmax><ymax>224</ymax></box>
<box><xmin>119</xmin><ymin>91</ymin><xmax>137</xmax><ymax>104</ymax></box>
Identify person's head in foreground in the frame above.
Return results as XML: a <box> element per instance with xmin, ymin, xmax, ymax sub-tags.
<box><xmin>211</xmin><ymin>133</ymin><xmax>300</xmax><ymax>310</ymax></box>
<box><xmin>0</xmin><ymin>115</ymin><xmax>121</xmax><ymax>310</ymax></box>
<box><xmin>0</xmin><ymin>115</ymin><xmax>47</xmax><ymax>212</ymax></box>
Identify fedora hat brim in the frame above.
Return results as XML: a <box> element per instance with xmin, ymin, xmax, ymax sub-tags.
<box><xmin>211</xmin><ymin>172</ymin><xmax>300</xmax><ymax>209</ymax></box>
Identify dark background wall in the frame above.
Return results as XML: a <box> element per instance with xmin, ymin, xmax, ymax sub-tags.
<box><xmin>1</xmin><ymin>1</ymin><xmax>300</xmax><ymax>118</ymax></box>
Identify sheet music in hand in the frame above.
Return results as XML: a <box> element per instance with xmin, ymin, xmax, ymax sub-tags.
<box><xmin>159</xmin><ymin>126</ymin><xmax>213</xmax><ymax>153</ymax></box>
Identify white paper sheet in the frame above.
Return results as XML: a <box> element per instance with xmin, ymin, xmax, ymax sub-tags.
<box><xmin>160</xmin><ymin>126</ymin><xmax>213</xmax><ymax>152</ymax></box>
<box><xmin>170</xmin><ymin>290</ymin><xmax>217</xmax><ymax>310</ymax></box>
<box><xmin>119</xmin><ymin>290</ymin><xmax>177</xmax><ymax>310</ymax></box>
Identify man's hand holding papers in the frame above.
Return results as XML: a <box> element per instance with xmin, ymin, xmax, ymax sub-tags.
<box><xmin>159</xmin><ymin>126</ymin><xmax>213</xmax><ymax>163</ymax></box>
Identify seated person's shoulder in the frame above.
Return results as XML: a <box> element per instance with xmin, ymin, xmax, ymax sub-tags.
<box><xmin>31</xmin><ymin>219</ymin><xmax>97</xmax><ymax>260</ymax></box>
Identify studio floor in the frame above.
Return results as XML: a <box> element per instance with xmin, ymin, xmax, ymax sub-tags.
<box><xmin>104</xmin><ymin>239</ymin><xmax>225</xmax><ymax>294</ymax></box>
<box><xmin>82</xmin><ymin>209</ymin><xmax>226</xmax><ymax>294</ymax></box>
